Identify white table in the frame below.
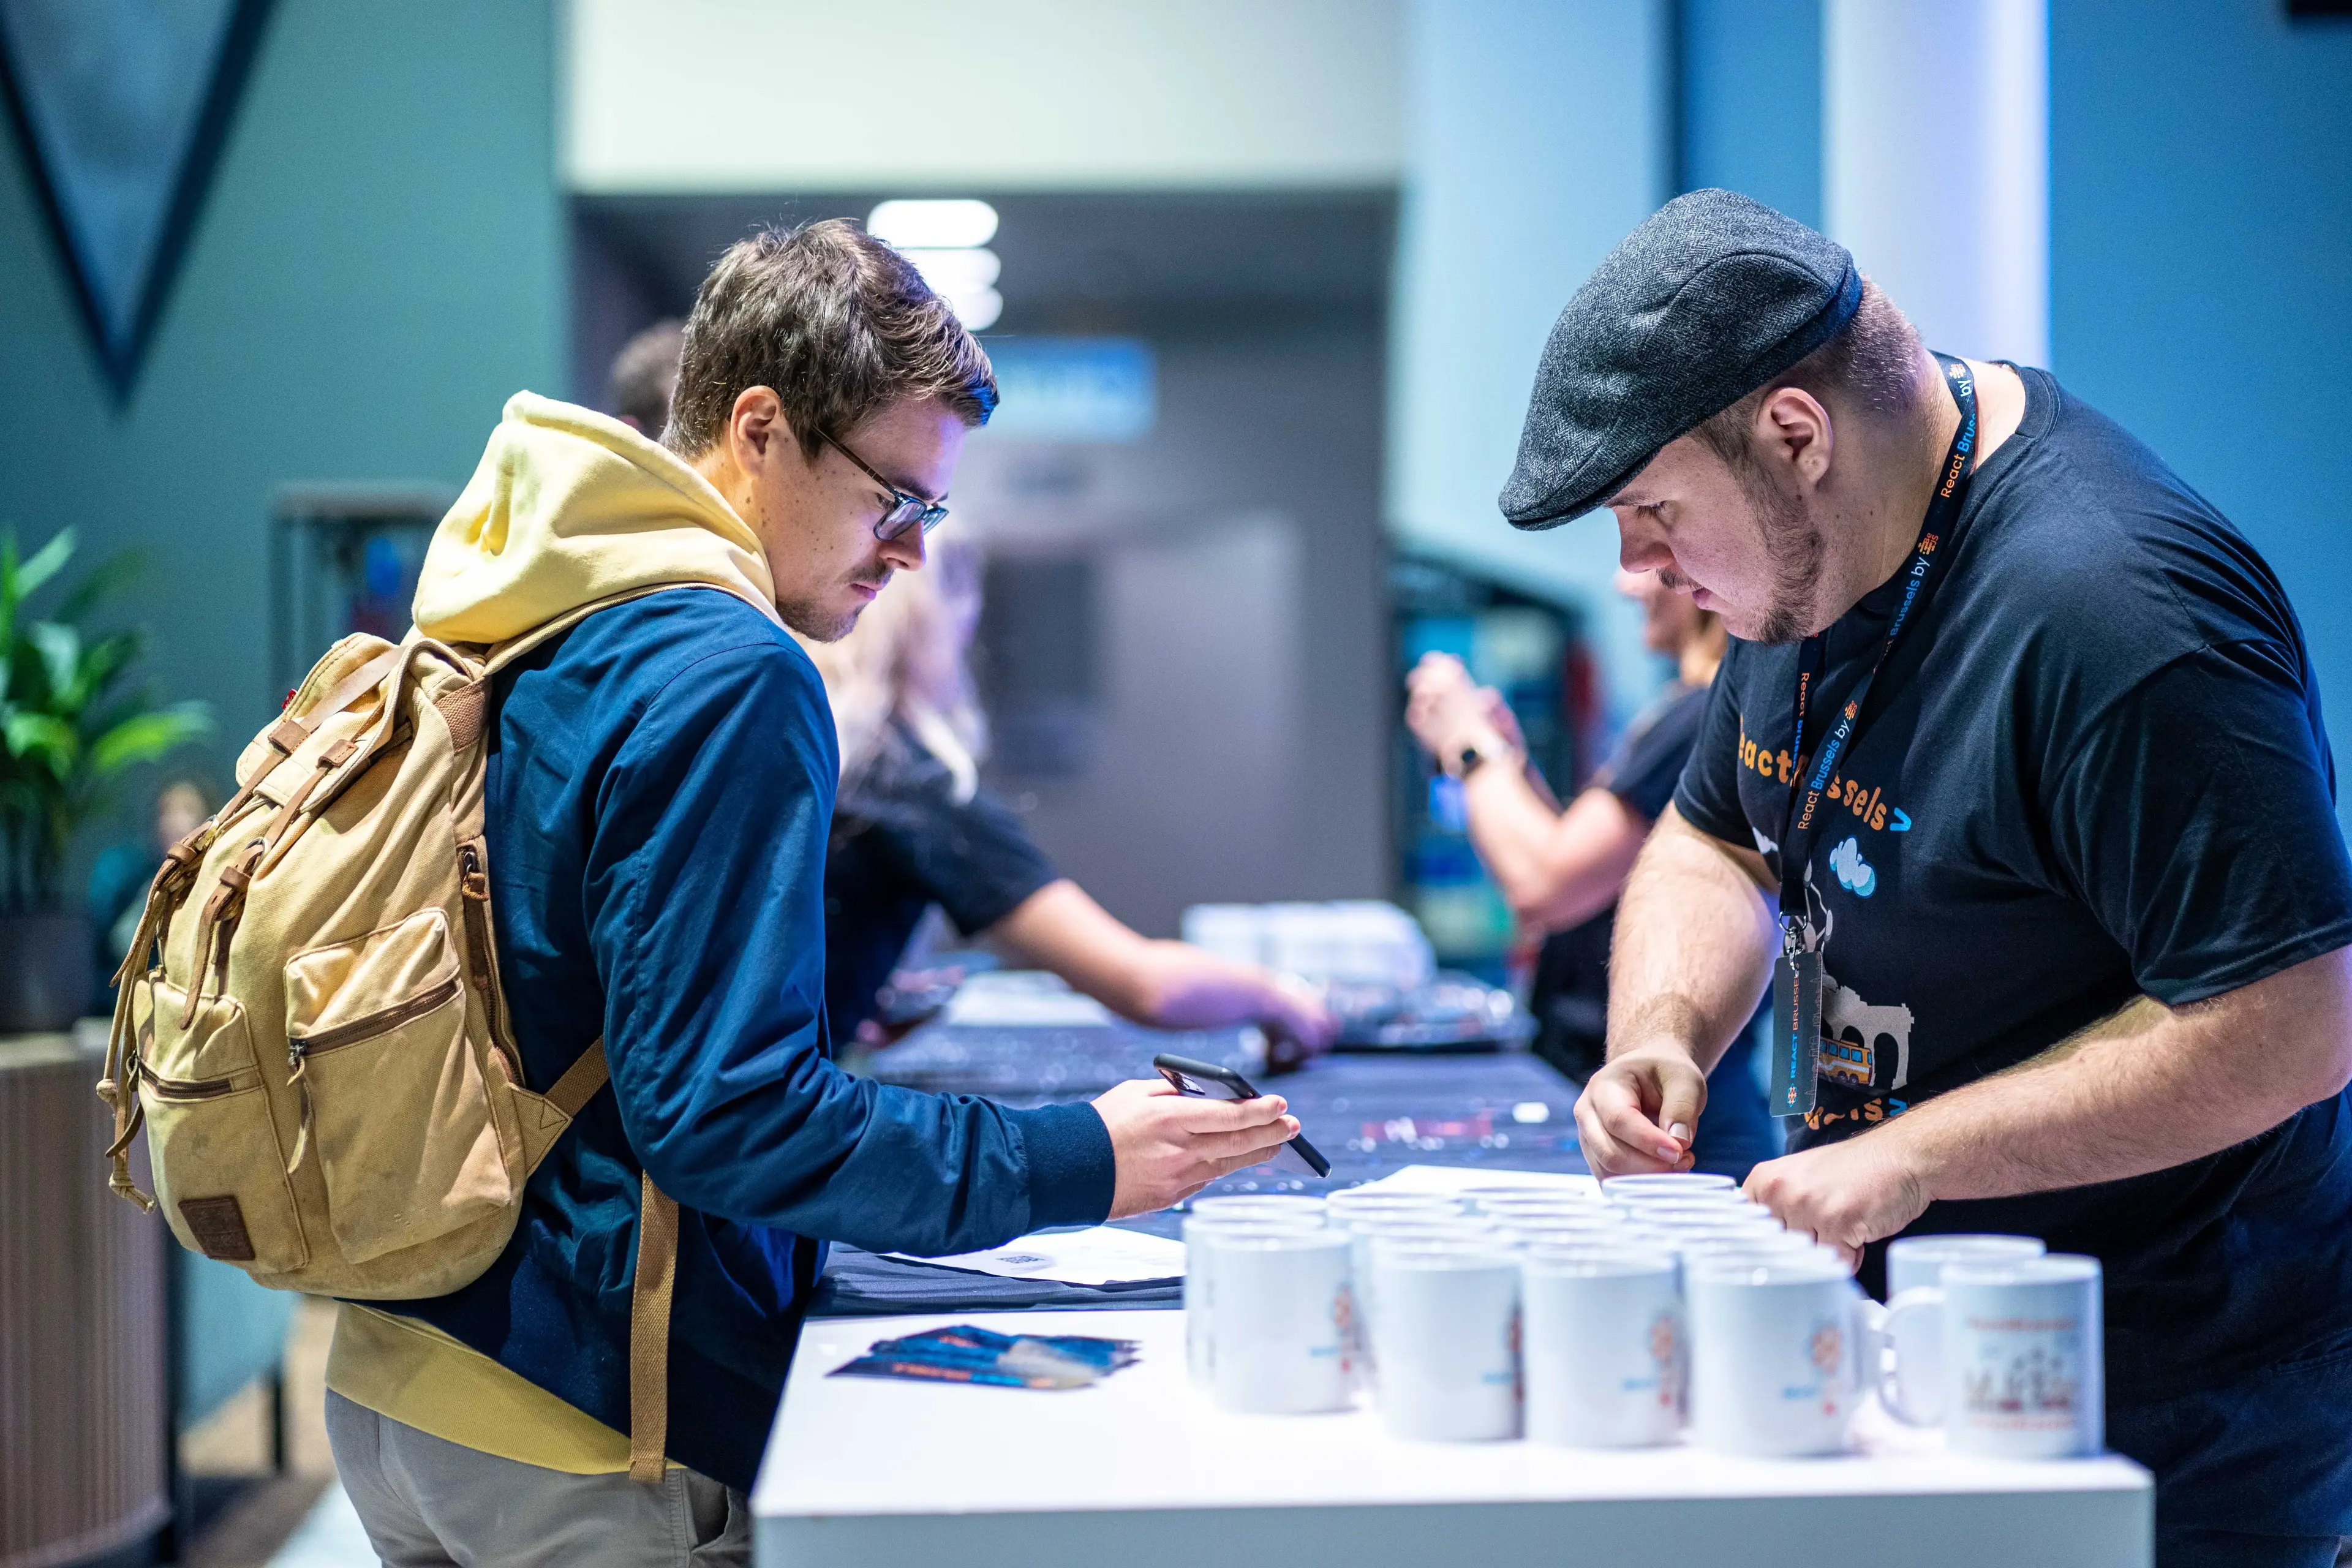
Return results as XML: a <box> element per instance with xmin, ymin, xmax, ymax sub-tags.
<box><xmin>754</xmin><ymin>1309</ymin><xmax>2152</xmax><ymax>1567</ymax></box>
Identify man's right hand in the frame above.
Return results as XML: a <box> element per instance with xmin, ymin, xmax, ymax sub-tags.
<box><xmin>1093</xmin><ymin>1078</ymin><xmax>1301</xmax><ymax>1219</ymax></box>
<box><xmin>1573</xmin><ymin>1046</ymin><xmax>1709</xmax><ymax>1176</ymax></box>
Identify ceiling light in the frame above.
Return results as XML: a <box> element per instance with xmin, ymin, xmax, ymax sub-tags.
<box><xmin>867</xmin><ymin>198</ymin><xmax>998</xmax><ymax>249</ymax></box>
<box><xmin>900</xmin><ymin>247</ymin><xmax>1001</xmax><ymax>295</ymax></box>
<box><xmin>946</xmin><ymin>287</ymin><xmax>1003</xmax><ymax>331</ymax></box>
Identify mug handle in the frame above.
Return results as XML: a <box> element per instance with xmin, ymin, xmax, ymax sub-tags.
<box><xmin>1878</xmin><ymin>1286</ymin><xmax>1947</xmax><ymax>1427</ymax></box>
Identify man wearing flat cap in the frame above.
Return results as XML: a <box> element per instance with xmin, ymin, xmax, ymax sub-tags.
<box><xmin>1507</xmin><ymin>190</ymin><xmax>2352</xmax><ymax>1564</ymax></box>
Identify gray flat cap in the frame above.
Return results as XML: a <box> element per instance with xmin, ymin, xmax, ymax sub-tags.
<box><xmin>1501</xmin><ymin>189</ymin><xmax>1861</xmax><ymax>530</ymax></box>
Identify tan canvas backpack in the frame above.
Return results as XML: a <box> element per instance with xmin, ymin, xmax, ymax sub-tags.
<box><xmin>97</xmin><ymin>589</ymin><xmax>687</xmax><ymax>1481</ymax></box>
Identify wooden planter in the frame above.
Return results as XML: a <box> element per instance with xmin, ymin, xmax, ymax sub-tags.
<box><xmin>0</xmin><ymin>1033</ymin><xmax>169</xmax><ymax>1568</ymax></box>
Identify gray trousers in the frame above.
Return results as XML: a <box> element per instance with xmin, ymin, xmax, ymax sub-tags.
<box><xmin>325</xmin><ymin>1390</ymin><xmax>750</xmax><ymax>1567</ymax></box>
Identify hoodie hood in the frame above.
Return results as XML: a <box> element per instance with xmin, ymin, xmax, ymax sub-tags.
<box><xmin>413</xmin><ymin>392</ymin><xmax>782</xmax><ymax>644</ymax></box>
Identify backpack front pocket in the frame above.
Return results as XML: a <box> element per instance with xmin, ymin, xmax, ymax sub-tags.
<box><xmin>285</xmin><ymin>909</ymin><xmax>512</xmax><ymax>1265</ymax></box>
<box><xmin>136</xmin><ymin>981</ymin><xmax>309</xmax><ymax>1272</ymax></box>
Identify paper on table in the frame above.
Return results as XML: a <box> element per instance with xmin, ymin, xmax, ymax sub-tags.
<box><xmin>1341</xmin><ymin>1164</ymin><xmax>1600</xmax><ymax>1199</ymax></box>
<box><xmin>884</xmin><ymin>1226</ymin><xmax>1187</xmax><ymax>1286</ymax></box>
<box><xmin>940</xmin><ymin>974</ymin><xmax>1117</xmax><ymax>1027</ymax></box>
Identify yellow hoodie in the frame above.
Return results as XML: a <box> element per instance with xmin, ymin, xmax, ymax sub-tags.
<box><xmin>413</xmin><ymin>391</ymin><xmax>783</xmax><ymax>643</ymax></box>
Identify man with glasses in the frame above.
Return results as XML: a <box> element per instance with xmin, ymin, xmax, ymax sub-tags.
<box><xmin>322</xmin><ymin>220</ymin><xmax>1300</xmax><ymax>1567</ymax></box>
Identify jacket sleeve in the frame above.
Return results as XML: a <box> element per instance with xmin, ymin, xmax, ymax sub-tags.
<box><xmin>581</xmin><ymin>638</ymin><xmax>1115</xmax><ymax>1254</ymax></box>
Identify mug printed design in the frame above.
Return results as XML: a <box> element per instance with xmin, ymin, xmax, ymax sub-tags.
<box><xmin>1807</xmin><ymin>1318</ymin><xmax>1845</xmax><ymax>1417</ymax></box>
<box><xmin>1959</xmin><ymin>1319</ymin><xmax>2082</xmax><ymax>1430</ymax></box>
<box><xmin>1647</xmin><ymin>1310</ymin><xmax>1686</xmax><ymax>1413</ymax></box>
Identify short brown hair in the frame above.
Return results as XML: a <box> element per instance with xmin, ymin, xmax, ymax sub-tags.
<box><xmin>666</xmin><ymin>219</ymin><xmax>997</xmax><ymax>460</ymax></box>
<box><xmin>1694</xmin><ymin>277</ymin><xmax>1924</xmax><ymax>469</ymax></box>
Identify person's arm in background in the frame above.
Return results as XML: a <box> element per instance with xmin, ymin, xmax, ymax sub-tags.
<box><xmin>1403</xmin><ymin>652</ymin><xmax>1652</xmax><ymax>932</ymax></box>
<box><xmin>592</xmin><ymin>643</ymin><xmax>1300</xmax><ymax>1251</ymax></box>
<box><xmin>988</xmin><ymin>880</ymin><xmax>1337</xmax><ymax>1055</ymax></box>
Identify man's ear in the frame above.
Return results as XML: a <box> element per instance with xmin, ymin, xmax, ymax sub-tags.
<box><xmin>1755</xmin><ymin>386</ymin><xmax>1835</xmax><ymax>490</ymax></box>
<box><xmin>726</xmin><ymin>386</ymin><xmax>794</xmax><ymax>472</ymax></box>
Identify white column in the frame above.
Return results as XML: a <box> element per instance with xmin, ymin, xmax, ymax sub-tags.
<box><xmin>1388</xmin><ymin>0</ymin><xmax>1673</xmax><ymax>717</ymax></box>
<box><xmin>1823</xmin><ymin>0</ymin><xmax>2050</xmax><ymax>367</ymax></box>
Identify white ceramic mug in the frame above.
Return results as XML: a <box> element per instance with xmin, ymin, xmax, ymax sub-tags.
<box><xmin>1632</xmin><ymin>1207</ymin><xmax>1782</xmax><ymax>1237</ymax></box>
<box><xmin>1370</xmin><ymin>1242</ymin><xmax>1521</xmax><ymax>1441</ymax></box>
<box><xmin>1522</xmin><ymin>1251</ymin><xmax>1683</xmax><ymax>1448</ymax></box>
<box><xmin>1681</xmin><ymin>1231</ymin><xmax>1826</xmax><ymax>1265</ymax></box>
<box><xmin>1603</xmin><ymin>1173</ymin><xmax>1739</xmax><ymax>1199</ymax></box>
<box><xmin>1477</xmin><ymin>1200</ymin><xmax>1605</xmax><ymax>1227</ymax></box>
<box><xmin>1880</xmin><ymin>1254</ymin><xmax>2103</xmax><ymax>1458</ymax></box>
<box><xmin>1201</xmin><ymin>1228</ymin><xmax>1357</xmax><ymax>1414</ymax></box>
<box><xmin>1183</xmin><ymin>1215</ymin><xmax>1327</xmax><ymax>1384</ymax></box>
<box><xmin>1686</xmin><ymin>1257</ymin><xmax>1876</xmax><ymax>1457</ymax></box>
<box><xmin>1341</xmin><ymin>1214</ymin><xmax>1498</xmax><ymax>1378</ymax></box>
<box><xmin>1497</xmin><ymin>1214</ymin><xmax>1640</xmax><ymax>1249</ymax></box>
<box><xmin>1883</xmin><ymin>1233</ymin><xmax>2047</xmax><ymax>1298</ymax></box>
<box><xmin>1327</xmin><ymin>1189</ymin><xmax>1465</xmax><ymax>1218</ymax></box>
<box><xmin>1189</xmin><ymin>1194</ymin><xmax>1329</xmax><ymax>1224</ymax></box>
<box><xmin>1459</xmin><ymin>1181</ymin><xmax>1595</xmax><ymax>1210</ymax></box>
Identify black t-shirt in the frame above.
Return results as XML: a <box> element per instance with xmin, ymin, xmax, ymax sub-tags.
<box><xmin>1531</xmin><ymin>681</ymin><xmax>1770</xmax><ymax>1176</ymax></box>
<box><xmin>1673</xmin><ymin>366</ymin><xmax>2352</xmax><ymax>1400</ymax></box>
<box><xmin>824</xmin><ymin>725</ymin><xmax>1059</xmax><ymax>1039</ymax></box>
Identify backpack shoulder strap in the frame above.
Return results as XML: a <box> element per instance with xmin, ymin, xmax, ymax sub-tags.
<box><xmin>543</xmin><ymin>1038</ymin><xmax>609</xmax><ymax>1118</ymax></box>
<box><xmin>477</xmin><ymin>583</ymin><xmax>735</xmax><ymax>680</ymax></box>
<box><xmin>629</xmin><ymin>1174</ymin><xmax>680</xmax><ymax>1483</ymax></box>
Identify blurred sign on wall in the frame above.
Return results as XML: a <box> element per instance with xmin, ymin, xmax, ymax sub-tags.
<box><xmin>983</xmin><ymin>338</ymin><xmax>1157</xmax><ymax>444</ymax></box>
<box><xmin>0</xmin><ymin>0</ymin><xmax>273</xmax><ymax>389</ymax></box>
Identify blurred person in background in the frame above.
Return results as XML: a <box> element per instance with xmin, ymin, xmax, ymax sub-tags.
<box><xmin>1403</xmin><ymin>568</ymin><xmax>1773</xmax><ymax>1179</ymax></box>
<box><xmin>89</xmin><ymin>776</ymin><xmax>213</xmax><ymax>983</ymax></box>
<box><xmin>608</xmin><ymin>317</ymin><xmax>684</xmax><ymax>437</ymax></box>
<box><xmin>609</xmin><ymin>318</ymin><xmax>1332</xmax><ymax>1059</ymax></box>
<box><xmin>799</xmin><ymin>522</ymin><xmax>1336</xmax><ymax>1060</ymax></box>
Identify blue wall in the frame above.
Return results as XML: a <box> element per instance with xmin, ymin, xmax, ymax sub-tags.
<box><xmin>2051</xmin><ymin>0</ymin><xmax>2352</xmax><ymax>823</ymax></box>
<box><xmin>1679</xmin><ymin>0</ymin><xmax>1820</xmax><ymax>224</ymax></box>
<box><xmin>0</xmin><ymin>0</ymin><xmax>564</xmax><ymax>757</ymax></box>
<box><xmin>0</xmin><ymin>0</ymin><xmax>563</xmax><ymax>1423</ymax></box>
<box><xmin>1387</xmin><ymin>0</ymin><xmax>1675</xmax><ymax>723</ymax></box>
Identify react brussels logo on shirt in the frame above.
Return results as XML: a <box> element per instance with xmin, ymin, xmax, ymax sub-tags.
<box><xmin>1828</xmin><ymin>838</ymin><xmax>1875</xmax><ymax>897</ymax></box>
<box><xmin>1735</xmin><ymin>718</ymin><xmax>1906</xmax><ymax>834</ymax></box>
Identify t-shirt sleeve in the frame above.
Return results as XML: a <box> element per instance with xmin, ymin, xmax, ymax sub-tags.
<box><xmin>2045</xmin><ymin>640</ymin><xmax>2352</xmax><ymax>1005</ymax></box>
<box><xmin>1602</xmin><ymin>685</ymin><xmax>1709</xmax><ymax>823</ymax></box>
<box><xmin>1670</xmin><ymin>671</ymin><xmax>1755</xmax><ymax>848</ymax></box>
<box><xmin>585</xmin><ymin>644</ymin><xmax>1114</xmax><ymax>1251</ymax></box>
<box><xmin>857</xmin><ymin>764</ymin><xmax>1060</xmax><ymax>937</ymax></box>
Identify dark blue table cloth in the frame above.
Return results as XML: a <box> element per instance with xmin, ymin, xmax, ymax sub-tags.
<box><xmin>810</xmin><ymin>1023</ymin><xmax>1590</xmax><ymax>1317</ymax></box>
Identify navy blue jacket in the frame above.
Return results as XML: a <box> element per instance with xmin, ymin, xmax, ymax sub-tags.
<box><xmin>395</xmin><ymin>590</ymin><xmax>1117</xmax><ymax>1489</ymax></box>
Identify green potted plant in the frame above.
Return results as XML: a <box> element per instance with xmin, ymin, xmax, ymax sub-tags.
<box><xmin>0</xmin><ymin>528</ymin><xmax>211</xmax><ymax>1032</ymax></box>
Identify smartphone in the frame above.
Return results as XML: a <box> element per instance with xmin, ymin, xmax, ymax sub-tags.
<box><xmin>1151</xmin><ymin>1052</ymin><xmax>1330</xmax><ymax>1178</ymax></box>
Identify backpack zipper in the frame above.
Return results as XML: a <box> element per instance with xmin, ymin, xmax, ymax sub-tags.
<box><xmin>139</xmin><ymin>1063</ymin><xmax>240</xmax><ymax>1100</ymax></box>
<box><xmin>456</xmin><ymin>842</ymin><xmax>522</xmax><ymax>1082</ymax></box>
<box><xmin>288</xmin><ymin>973</ymin><xmax>463</xmax><ymax>1061</ymax></box>
<box><xmin>281</xmin><ymin>971</ymin><xmax>464</xmax><ymax>1176</ymax></box>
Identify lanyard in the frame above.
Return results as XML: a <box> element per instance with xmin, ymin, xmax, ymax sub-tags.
<box><xmin>1778</xmin><ymin>352</ymin><xmax>1978</xmax><ymax>952</ymax></box>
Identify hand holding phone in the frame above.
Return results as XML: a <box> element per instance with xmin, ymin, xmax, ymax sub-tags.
<box><xmin>1090</xmin><ymin>1077</ymin><xmax>1306</xmax><ymax>1219</ymax></box>
<box><xmin>1152</xmin><ymin>1054</ymin><xmax>1330</xmax><ymax>1178</ymax></box>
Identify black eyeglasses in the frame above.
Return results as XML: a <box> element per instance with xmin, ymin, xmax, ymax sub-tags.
<box><xmin>821</xmin><ymin>431</ymin><xmax>950</xmax><ymax>541</ymax></box>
